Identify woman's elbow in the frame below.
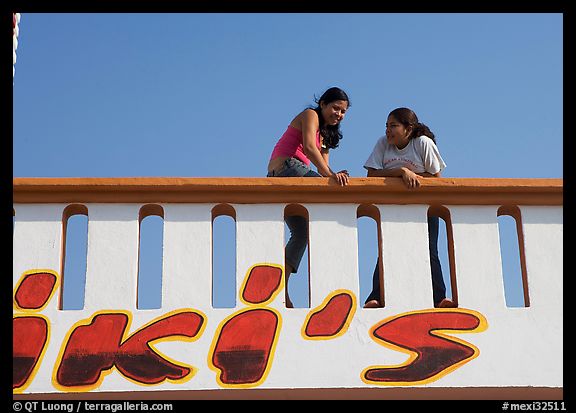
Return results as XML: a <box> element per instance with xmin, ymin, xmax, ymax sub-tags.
<box><xmin>302</xmin><ymin>145</ymin><xmax>317</xmax><ymax>158</ymax></box>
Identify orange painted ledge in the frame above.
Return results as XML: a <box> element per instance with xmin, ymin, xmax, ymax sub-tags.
<box><xmin>13</xmin><ymin>177</ymin><xmax>563</xmax><ymax>206</ymax></box>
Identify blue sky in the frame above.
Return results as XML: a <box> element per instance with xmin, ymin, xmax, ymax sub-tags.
<box><xmin>12</xmin><ymin>13</ymin><xmax>563</xmax><ymax>310</ymax></box>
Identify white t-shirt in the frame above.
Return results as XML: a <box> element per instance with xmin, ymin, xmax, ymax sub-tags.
<box><xmin>363</xmin><ymin>135</ymin><xmax>446</xmax><ymax>175</ymax></box>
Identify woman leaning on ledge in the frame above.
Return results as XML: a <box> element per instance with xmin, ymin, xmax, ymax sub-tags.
<box><xmin>363</xmin><ymin>107</ymin><xmax>456</xmax><ymax>309</ymax></box>
<box><xmin>267</xmin><ymin>86</ymin><xmax>350</xmax><ymax>308</ymax></box>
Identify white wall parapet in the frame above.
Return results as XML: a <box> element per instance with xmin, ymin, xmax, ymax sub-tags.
<box><xmin>13</xmin><ymin>177</ymin><xmax>563</xmax><ymax>400</ymax></box>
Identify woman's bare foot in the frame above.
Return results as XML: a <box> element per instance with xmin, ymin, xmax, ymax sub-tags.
<box><xmin>436</xmin><ymin>298</ymin><xmax>457</xmax><ymax>308</ymax></box>
<box><xmin>363</xmin><ymin>299</ymin><xmax>381</xmax><ymax>308</ymax></box>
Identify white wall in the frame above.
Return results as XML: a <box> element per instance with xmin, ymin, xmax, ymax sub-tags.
<box><xmin>13</xmin><ymin>202</ymin><xmax>563</xmax><ymax>394</ymax></box>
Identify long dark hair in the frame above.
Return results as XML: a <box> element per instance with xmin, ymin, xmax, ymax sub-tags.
<box><xmin>311</xmin><ymin>87</ymin><xmax>350</xmax><ymax>149</ymax></box>
<box><xmin>389</xmin><ymin>107</ymin><xmax>436</xmax><ymax>144</ymax></box>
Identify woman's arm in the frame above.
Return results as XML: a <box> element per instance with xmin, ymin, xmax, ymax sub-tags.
<box><xmin>366</xmin><ymin>167</ymin><xmax>426</xmax><ymax>188</ymax></box>
<box><xmin>420</xmin><ymin>172</ymin><xmax>441</xmax><ymax>177</ymax></box>
<box><xmin>300</xmin><ymin>110</ymin><xmax>332</xmax><ymax>176</ymax></box>
<box><xmin>300</xmin><ymin>110</ymin><xmax>348</xmax><ymax>185</ymax></box>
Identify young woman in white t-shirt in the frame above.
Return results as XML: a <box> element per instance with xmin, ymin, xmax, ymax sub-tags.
<box><xmin>363</xmin><ymin>107</ymin><xmax>456</xmax><ymax>309</ymax></box>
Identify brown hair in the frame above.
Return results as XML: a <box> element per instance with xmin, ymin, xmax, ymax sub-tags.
<box><xmin>389</xmin><ymin>107</ymin><xmax>436</xmax><ymax>144</ymax></box>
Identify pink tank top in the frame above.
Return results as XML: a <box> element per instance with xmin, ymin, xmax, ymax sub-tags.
<box><xmin>270</xmin><ymin>125</ymin><xmax>321</xmax><ymax>166</ymax></box>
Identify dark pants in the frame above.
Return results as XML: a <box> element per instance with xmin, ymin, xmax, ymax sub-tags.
<box><xmin>365</xmin><ymin>215</ymin><xmax>447</xmax><ymax>306</ymax></box>
<box><xmin>267</xmin><ymin>157</ymin><xmax>321</xmax><ymax>273</ymax></box>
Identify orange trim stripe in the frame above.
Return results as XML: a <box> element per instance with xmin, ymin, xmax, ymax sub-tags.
<box><xmin>13</xmin><ymin>177</ymin><xmax>563</xmax><ymax>205</ymax></box>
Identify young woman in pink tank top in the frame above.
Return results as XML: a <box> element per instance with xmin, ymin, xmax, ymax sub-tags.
<box><xmin>267</xmin><ymin>87</ymin><xmax>350</xmax><ymax>308</ymax></box>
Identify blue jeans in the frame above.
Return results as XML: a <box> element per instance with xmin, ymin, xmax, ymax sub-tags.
<box><xmin>267</xmin><ymin>158</ymin><xmax>320</xmax><ymax>273</ymax></box>
<box><xmin>365</xmin><ymin>216</ymin><xmax>447</xmax><ymax>306</ymax></box>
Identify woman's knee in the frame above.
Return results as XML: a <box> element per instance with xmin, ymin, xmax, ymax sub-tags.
<box><xmin>286</xmin><ymin>216</ymin><xmax>308</xmax><ymax>237</ymax></box>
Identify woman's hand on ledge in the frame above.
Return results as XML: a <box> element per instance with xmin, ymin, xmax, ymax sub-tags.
<box><xmin>400</xmin><ymin>168</ymin><xmax>421</xmax><ymax>189</ymax></box>
<box><xmin>330</xmin><ymin>170</ymin><xmax>350</xmax><ymax>186</ymax></box>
